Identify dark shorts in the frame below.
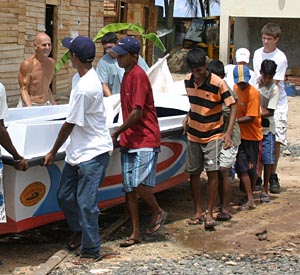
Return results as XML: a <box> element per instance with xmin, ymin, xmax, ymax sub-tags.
<box><xmin>235</xmin><ymin>139</ymin><xmax>260</xmax><ymax>176</ymax></box>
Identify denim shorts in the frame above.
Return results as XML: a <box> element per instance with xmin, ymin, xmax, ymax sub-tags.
<box><xmin>121</xmin><ymin>151</ymin><xmax>158</xmax><ymax>192</ymax></box>
<box><xmin>261</xmin><ymin>132</ymin><xmax>276</xmax><ymax>165</ymax></box>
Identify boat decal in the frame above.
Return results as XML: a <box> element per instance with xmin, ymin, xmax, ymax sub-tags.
<box><xmin>20</xmin><ymin>182</ymin><xmax>46</xmax><ymax>207</ymax></box>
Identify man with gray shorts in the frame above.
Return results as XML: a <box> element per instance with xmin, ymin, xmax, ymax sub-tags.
<box><xmin>183</xmin><ymin>49</ymin><xmax>237</xmax><ymax>230</ymax></box>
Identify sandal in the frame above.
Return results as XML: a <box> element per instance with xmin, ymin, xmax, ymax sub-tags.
<box><xmin>204</xmin><ymin>219</ymin><xmax>216</xmax><ymax>230</ymax></box>
<box><xmin>72</xmin><ymin>252</ymin><xmax>102</xmax><ymax>265</ymax></box>
<box><xmin>119</xmin><ymin>238</ymin><xmax>142</xmax><ymax>247</ymax></box>
<box><xmin>216</xmin><ymin>212</ymin><xmax>232</xmax><ymax>221</ymax></box>
<box><xmin>260</xmin><ymin>193</ymin><xmax>271</xmax><ymax>203</ymax></box>
<box><xmin>146</xmin><ymin>211</ymin><xmax>168</xmax><ymax>236</ymax></box>
<box><xmin>237</xmin><ymin>204</ymin><xmax>256</xmax><ymax>211</ymax></box>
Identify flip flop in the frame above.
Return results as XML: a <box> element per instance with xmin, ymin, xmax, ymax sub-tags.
<box><xmin>216</xmin><ymin>212</ymin><xmax>232</xmax><ymax>221</ymax></box>
<box><xmin>187</xmin><ymin>215</ymin><xmax>205</xmax><ymax>225</ymax></box>
<box><xmin>146</xmin><ymin>211</ymin><xmax>168</xmax><ymax>236</ymax></box>
<box><xmin>119</xmin><ymin>238</ymin><xmax>142</xmax><ymax>247</ymax></box>
<box><xmin>72</xmin><ymin>251</ymin><xmax>120</xmax><ymax>265</ymax></box>
<box><xmin>72</xmin><ymin>252</ymin><xmax>102</xmax><ymax>265</ymax></box>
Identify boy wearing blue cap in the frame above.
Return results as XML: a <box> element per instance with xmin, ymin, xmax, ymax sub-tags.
<box><xmin>233</xmin><ymin>65</ymin><xmax>263</xmax><ymax>211</ymax></box>
<box><xmin>44</xmin><ymin>36</ymin><xmax>113</xmax><ymax>263</ymax></box>
<box><xmin>111</xmin><ymin>36</ymin><xmax>167</xmax><ymax>247</ymax></box>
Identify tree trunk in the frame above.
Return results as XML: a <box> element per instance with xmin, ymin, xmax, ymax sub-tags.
<box><xmin>165</xmin><ymin>0</ymin><xmax>175</xmax><ymax>52</ymax></box>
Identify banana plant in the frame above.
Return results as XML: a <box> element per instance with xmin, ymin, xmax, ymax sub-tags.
<box><xmin>55</xmin><ymin>23</ymin><xmax>166</xmax><ymax>72</ymax></box>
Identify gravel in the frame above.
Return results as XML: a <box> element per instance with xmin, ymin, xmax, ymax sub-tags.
<box><xmin>48</xmin><ymin>252</ymin><xmax>300</xmax><ymax>275</ymax></box>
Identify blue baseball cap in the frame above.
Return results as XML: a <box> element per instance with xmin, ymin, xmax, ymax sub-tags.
<box><xmin>62</xmin><ymin>36</ymin><xmax>95</xmax><ymax>62</ymax></box>
<box><xmin>110</xmin><ymin>36</ymin><xmax>141</xmax><ymax>55</ymax></box>
<box><xmin>233</xmin><ymin>65</ymin><xmax>251</xmax><ymax>83</ymax></box>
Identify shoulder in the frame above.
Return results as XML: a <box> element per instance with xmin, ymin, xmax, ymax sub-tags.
<box><xmin>254</xmin><ymin>47</ymin><xmax>264</xmax><ymax>55</ymax></box>
<box><xmin>274</xmin><ymin>48</ymin><xmax>287</xmax><ymax>61</ymax></box>
<box><xmin>20</xmin><ymin>56</ymin><xmax>34</xmax><ymax>70</ymax></box>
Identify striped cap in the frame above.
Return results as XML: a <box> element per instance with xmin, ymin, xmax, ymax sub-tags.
<box><xmin>233</xmin><ymin>65</ymin><xmax>251</xmax><ymax>83</ymax></box>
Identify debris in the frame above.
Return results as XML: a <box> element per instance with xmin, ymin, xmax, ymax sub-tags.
<box><xmin>255</xmin><ymin>230</ymin><xmax>268</xmax><ymax>241</ymax></box>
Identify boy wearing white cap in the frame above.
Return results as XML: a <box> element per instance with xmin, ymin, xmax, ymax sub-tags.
<box><xmin>224</xmin><ymin>48</ymin><xmax>256</xmax><ymax>90</ymax></box>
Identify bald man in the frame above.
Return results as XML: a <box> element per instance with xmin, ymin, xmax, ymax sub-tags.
<box><xmin>18</xmin><ymin>32</ymin><xmax>56</xmax><ymax>107</ymax></box>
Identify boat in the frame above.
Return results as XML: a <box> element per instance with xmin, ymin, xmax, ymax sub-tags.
<box><xmin>0</xmin><ymin>57</ymin><xmax>190</xmax><ymax>234</ymax></box>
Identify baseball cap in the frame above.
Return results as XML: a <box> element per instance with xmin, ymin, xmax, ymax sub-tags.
<box><xmin>233</xmin><ymin>65</ymin><xmax>251</xmax><ymax>83</ymax></box>
<box><xmin>235</xmin><ymin>48</ymin><xmax>250</xmax><ymax>63</ymax></box>
<box><xmin>110</xmin><ymin>36</ymin><xmax>140</xmax><ymax>55</ymax></box>
<box><xmin>62</xmin><ymin>36</ymin><xmax>95</xmax><ymax>62</ymax></box>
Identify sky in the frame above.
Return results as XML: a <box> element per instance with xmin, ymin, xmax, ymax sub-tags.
<box><xmin>155</xmin><ymin>0</ymin><xmax>220</xmax><ymax>17</ymax></box>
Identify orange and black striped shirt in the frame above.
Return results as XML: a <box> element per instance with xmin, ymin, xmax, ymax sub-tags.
<box><xmin>184</xmin><ymin>72</ymin><xmax>235</xmax><ymax>144</ymax></box>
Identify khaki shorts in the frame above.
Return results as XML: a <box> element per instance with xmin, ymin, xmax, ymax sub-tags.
<box><xmin>274</xmin><ymin>111</ymin><xmax>288</xmax><ymax>146</ymax></box>
<box><xmin>185</xmin><ymin>139</ymin><xmax>222</xmax><ymax>174</ymax></box>
<box><xmin>219</xmin><ymin>146</ymin><xmax>239</xmax><ymax>169</ymax></box>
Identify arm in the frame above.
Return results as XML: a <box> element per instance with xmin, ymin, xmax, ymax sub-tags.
<box><xmin>111</xmin><ymin>107</ymin><xmax>143</xmax><ymax>147</ymax></box>
<box><xmin>0</xmin><ymin>120</ymin><xmax>28</xmax><ymax>171</ymax></box>
<box><xmin>18</xmin><ymin>60</ymin><xmax>32</xmax><ymax>107</ymax></box>
<box><xmin>48</xmin><ymin>87</ymin><xmax>57</xmax><ymax>105</ymax></box>
<box><xmin>182</xmin><ymin>113</ymin><xmax>190</xmax><ymax>135</ymax></box>
<box><xmin>223</xmin><ymin>102</ymin><xmax>237</xmax><ymax>149</ymax></box>
<box><xmin>44</xmin><ymin>122</ymin><xmax>75</xmax><ymax>165</ymax></box>
<box><xmin>260</xmin><ymin>107</ymin><xmax>274</xmax><ymax>118</ymax></box>
<box><xmin>102</xmin><ymin>83</ymin><xmax>112</xmax><ymax>97</ymax></box>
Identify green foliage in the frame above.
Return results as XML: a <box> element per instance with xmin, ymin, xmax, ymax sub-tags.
<box><xmin>55</xmin><ymin>23</ymin><xmax>166</xmax><ymax>72</ymax></box>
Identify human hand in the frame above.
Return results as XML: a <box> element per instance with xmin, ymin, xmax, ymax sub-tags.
<box><xmin>182</xmin><ymin>116</ymin><xmax>189</xmax><ymax>135</ymax></box>
<box><xmin>44</xmin><ymin>152</ymin><xmax>55</xmax><ymax>166</ymax></box>
<box><xmin>13</xmin><ymin>158</ymin><xmax>28</xmax><ymax>171</ymax></box>
<box><xmin>111</xmin><ymin>134</ymin><xmax>119</xmax><ymax>149</ymax></box>
<box><xmin>222</xmin><ymin>133</ymin><xmax>232</xmax><ymax>150</ymax></box>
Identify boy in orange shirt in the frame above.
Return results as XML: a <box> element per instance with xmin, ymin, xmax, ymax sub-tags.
<box><xmin>234</xmin><ymin>65</ymin><xmax>263</xmax><ymax>210</ymax></box>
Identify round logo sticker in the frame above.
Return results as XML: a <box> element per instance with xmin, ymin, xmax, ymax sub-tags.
<box><xmin>20</xmin><ymin>182</ymin><xmax>46</xmax><ymax>207</ymax></box>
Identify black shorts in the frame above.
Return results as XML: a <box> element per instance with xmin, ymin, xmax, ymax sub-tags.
<box><xmin>235</xmin><ymin>139</ymin><xmax>260</xmax><ymax>176</ymax></box>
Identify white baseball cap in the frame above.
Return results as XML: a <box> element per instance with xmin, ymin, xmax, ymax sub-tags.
<box><xmin>235</xmin><ymin>48</ymin><xmax>250</xmax><ymax>64</ymax></box>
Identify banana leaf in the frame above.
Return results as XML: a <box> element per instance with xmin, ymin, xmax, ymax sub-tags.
<box><xmin>93</xmin><ymin>23</ymin><xmax>145</xmax><ymax>42</ymax></box>
<box><xmin>55</xmin><ymin>23</ymin><xmax>166</xmax><ymax>72</ymax></box>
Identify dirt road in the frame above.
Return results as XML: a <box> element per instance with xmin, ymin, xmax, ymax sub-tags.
<box><xmin>0</xmin><ymin>97</ymin><xmax>299</xmax><ymax>275</ymax></box>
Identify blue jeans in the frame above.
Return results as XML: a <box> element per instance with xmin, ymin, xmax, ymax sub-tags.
<box><xmin>57</xmin><ymin>152</ymin><xmax>110</xmax><ymax>255</ymax></box>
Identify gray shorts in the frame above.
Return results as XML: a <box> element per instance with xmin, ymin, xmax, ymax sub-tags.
<box><xmin>185</xmin><ymin>139</ymin><xmax>222</xmax><ymax>174</ymax></box>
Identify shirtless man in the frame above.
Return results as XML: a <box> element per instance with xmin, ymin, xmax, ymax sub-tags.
<box><xmin>18</xmin><ymin>32</ymin><xmax>56</xmax><ymax>107</ymax></box>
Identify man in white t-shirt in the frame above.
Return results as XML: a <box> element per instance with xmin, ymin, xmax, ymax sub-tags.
<box><xmin>253</xmin><ymin>23</ymin><xmax>288</xmax><ymax>194</ymax></box>
<box><xmin>0</xmin><ymin>83</ymin><xmax>28</xmax><ymax>170</ymax></box>
<box><xmin>1</xmin><ymin>83</ymin><xmax>28</xmax><ymax>224</ymax></box>
<box><xmin>44</xmin><ymin>36</ymin><xmax>113</xmax><ymax>263</ymax></box>
<box><xmin>224</xmin><ymin>48</ymin><xmax>256</xmax><ymax>90</ymax></box>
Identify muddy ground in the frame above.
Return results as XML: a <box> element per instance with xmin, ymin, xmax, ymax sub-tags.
<box><xmin>0</xmin><ymin>96</ymin><xmax>299</xmax><ymax>275</ymax></box>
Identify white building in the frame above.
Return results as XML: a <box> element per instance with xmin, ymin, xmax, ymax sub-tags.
<box><xmin>219</xmin><ymin>0</ymin><xmax>300</xmax><ymax>69</ymax></box>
